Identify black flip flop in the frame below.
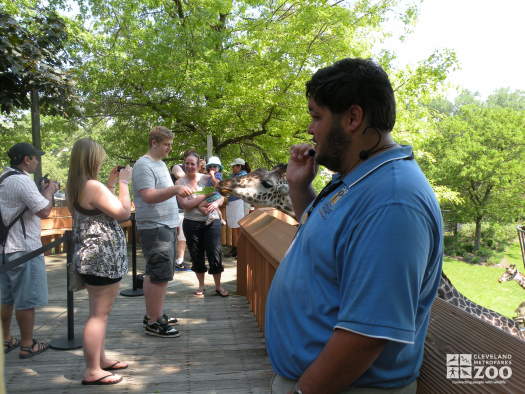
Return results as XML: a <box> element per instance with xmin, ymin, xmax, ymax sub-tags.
<box><xmin>216</xmin><ymin>289</ymin><xmax>229</xmax><ymax>297</ymax></box>
<box><xmin>81</xmin><ymin>374</ymin><xmax>123</xmax><ymax>385</ymax></box>
<box><xmin>102</xmin><ymin>361</ymin><xmax>128</xmax><ymax>371</ymax></box>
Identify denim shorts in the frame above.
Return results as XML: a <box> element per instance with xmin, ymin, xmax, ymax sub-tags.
<box><xmin>0</xmin><ymin>251</ymin><xmax>48</xmax><ymax>310</ymax></box>
<box><xmin>139</xmin><ymin>226</ymin><xmax>176</xmax><ymax>283</ymax></box>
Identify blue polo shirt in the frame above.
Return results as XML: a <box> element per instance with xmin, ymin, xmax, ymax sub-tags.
<box><xmin>265</xmin><ymin>145</ymin><xmax>443</xmax><ymax>388</ymax></box>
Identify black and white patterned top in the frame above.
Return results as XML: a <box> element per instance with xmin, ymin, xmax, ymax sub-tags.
<box><xmin>72</xmin><ymin>202</ymin><xmax>128</xmax><ymax>279</ymax></box>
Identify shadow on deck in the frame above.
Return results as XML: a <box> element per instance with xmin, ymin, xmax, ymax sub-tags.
<box><xmin>4</xmin><ymin>252</ymin><xmax>273</xmax><ymax>393</ymax></box>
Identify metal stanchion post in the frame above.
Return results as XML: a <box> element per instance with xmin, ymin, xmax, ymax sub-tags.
<box><xmin>121</xmin><ymin>213</ymin><xmax>143</xmax><ymax>297</ymax></box>
<box><xmin>50</xmin><ymin>231</ymin><xmax>83</xmax><ymax>350</ymax></box>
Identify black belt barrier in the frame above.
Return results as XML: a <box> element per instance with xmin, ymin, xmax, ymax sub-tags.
<box><xmin>0</xmin><ymin>231</ymin><xmax>83</xmax><ymax>350</ymax></box>
<box><xmin>0</xmin><ymin>236</ymin><xmax>65</xmax><ymax>274</ymax></box>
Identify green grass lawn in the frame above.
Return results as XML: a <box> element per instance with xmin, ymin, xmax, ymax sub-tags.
<box><xmin>443</xmin><ymin>243</ymin><xmax>525</xmax><ymax>318</ymax></box>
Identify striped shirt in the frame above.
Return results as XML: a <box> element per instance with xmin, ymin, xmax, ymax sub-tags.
<box><xmin>0</xmin><ymin>167</ymin><xmax>50</xmax><ymax>253</ymax></box>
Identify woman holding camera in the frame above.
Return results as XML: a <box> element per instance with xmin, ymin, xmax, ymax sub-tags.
<box><xmin>66</xmin><ymin>138</ymin><xmax>132</xmax><ymax>385</ymax></box>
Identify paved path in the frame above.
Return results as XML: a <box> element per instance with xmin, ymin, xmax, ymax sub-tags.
<box><xmin>4</xmin><ymin>252</ymin><xmax>273</xmax><ymax>393</ymax></box>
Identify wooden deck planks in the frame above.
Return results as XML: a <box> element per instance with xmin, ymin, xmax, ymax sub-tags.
<box><xmin>4</xmin><ymin>252</ymin><xmax>273</xmax><ymax>393</ymax></box>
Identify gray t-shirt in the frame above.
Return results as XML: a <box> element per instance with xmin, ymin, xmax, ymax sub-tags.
<box><xmin>132</xmin><ymin>156</ymin><xmax>179</xmax><ymax>229</ymax></box>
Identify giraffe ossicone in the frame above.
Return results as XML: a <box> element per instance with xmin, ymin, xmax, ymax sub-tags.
<box><xmin>217</xmin><ymin>164</ymin><xmax>525</xmax><ymax>341</ymax></box>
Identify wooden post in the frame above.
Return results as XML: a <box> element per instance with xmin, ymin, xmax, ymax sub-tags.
<box><xmin>30</xmin><ymin>88</ymin><xmax>42</xmax><ymax>185</ymax></box>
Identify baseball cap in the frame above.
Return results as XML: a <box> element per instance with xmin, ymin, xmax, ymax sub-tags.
<box><xmin>7</xmin><ymin>142</ymin><xmax>45</xmax><ymax>164</ymax></box>
<box><xmin>230</xmin><ymin>158</ymin><xmax>245</xmax><ymax>166</ymax></box>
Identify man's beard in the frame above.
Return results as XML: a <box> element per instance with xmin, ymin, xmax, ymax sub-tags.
<box><xmin>315</xmin><ymin>119</ymin><xmax>351</xmax><ymax>172</ymax></box>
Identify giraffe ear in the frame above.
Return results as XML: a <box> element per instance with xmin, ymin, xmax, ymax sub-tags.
<box><xmin>277</xmin><ymin>184</ymin><xmax>289</xmax><ymax>194</ymax></box>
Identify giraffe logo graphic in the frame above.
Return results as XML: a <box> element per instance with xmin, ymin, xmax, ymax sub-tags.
<box><xmin>447</xmin><ymin>354</ymin><xmax>471</xmax><ymax>379</ymax></box>
<box><xmin>446</xmin><ymin>353</ymin><xmax>512</xmax><ymax>383</ymax></box>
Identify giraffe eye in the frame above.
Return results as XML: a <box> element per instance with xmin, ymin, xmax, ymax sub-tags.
<box><xmin>262</xmin><ymin>180</ymin><xmax>273</xmax><ymax>188</ymax></box>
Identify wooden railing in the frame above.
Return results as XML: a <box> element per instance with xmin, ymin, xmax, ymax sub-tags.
<box><xmin>237</xmin><ymin>208</ymin><xmax>525</xmax><ymax>393</ymax></box>
<box><xmin>220</xmin><ymin>205</ymin><xmax>233</xmax><ymax>247</ymax></box>
<box><xmin>40</xmin><ymin>207</ymin><xmax>133</xmax><ymax>255</ymax></box>
<box><xmin>42</xmin><ymin>205</ymin><xmax>237</xmax><ymax>255</ymax></box>
<box><xmin>40</xmin><ymin>207</ymin><xmax>73</xmax><ymax>255</ymax></box>
<box><xmin>237</xmin><ymin>208</ymin><xmax>297</xmax><ymax>328</ymax></box>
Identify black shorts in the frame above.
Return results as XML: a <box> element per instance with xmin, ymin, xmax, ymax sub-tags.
<box><xmin>80</xmin><ymin>274</ymin><xmax>122</xmax><ymax>286</ymax></box>
<box><xmin>139</xmin><ymin>226</ymin><xmax>176</xmax><ymax>283</ymax></box>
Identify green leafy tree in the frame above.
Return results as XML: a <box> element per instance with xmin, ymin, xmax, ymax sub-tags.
<box><xmin>420</xmin><ymin>99</ymin><xmax>525</xmax><ymax>250</ymax></box>
<box><xmin>0</xmin><ymin>6</ymin><xmax>74</xmax><ymax>115</ymax></box>
<box><xmin>67</xmin><ymin>0</ymin><xmax>455</xmax><ymax>168</ymax></box>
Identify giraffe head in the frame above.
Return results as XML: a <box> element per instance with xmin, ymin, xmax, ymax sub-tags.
<box><xmin>217</xmin><ymin>164</ymin><xmax>294</xmax><ymax>217</ymax></box>
<box><xmin>514</xmin><ymin>301</ymin><xmax>525</xmax><ymax>332</ymax></box>
<box><xmin>498</xmin><ymin>265</ymin><xmax>518</xmax><ymax>283</ymax></box>
<box><xmin>515</xmin><ymin>301</ymin><xmax>525</xmax><ymax>318</ymax></box>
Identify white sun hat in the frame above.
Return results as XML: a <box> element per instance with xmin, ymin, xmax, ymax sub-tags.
<box><xmin>229</xmin><ymin>158</ymin><xmax>245</xmax><ymax>166</ymax></box>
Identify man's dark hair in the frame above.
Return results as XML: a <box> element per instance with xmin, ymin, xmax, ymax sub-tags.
<box><xmin>10</xmin><ymin>156</ymin><xmax>26</xmax><ymax>167</ymax></box>
<box><xmin>306</xmin><ymin>58</ymin><xmax>396</xmax><ymax>132</ymax></box>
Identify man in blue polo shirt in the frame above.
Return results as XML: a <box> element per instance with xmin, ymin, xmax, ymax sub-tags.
<box><xmin>265</xmin><ymin>58</ymin><xmax>443</xmax><ymax>394</ymax></box>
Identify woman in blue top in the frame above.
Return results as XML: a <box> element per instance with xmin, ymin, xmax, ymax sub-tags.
<box><xmin>225</xmin><ymin>158</ymin><xmax>250</xmax><ymax>257</ymax></box>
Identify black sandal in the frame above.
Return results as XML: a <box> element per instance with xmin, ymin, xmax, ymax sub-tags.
<box><xmin>19</xmin><ymin>339</ymin><xmax>49</xmax><ymax>359</ymax></box>
<box><xmin>4</xmin><ymin>336</ymin><xmax>20</xmax><ymax>353</ymax></box>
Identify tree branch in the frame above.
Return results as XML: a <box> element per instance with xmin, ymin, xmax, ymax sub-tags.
<box><xmin>215</xmin><ymin>105</ymin><xmax>277</xmax><ymax>150</ymax></box>
<box><xmin>173</xmin><ymin>0</ymin><xmax>184</xmax><ymax>19</ymax></box>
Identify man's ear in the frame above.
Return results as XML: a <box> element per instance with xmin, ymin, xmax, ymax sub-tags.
<box><xmin>342</xmin><ymin>104</ymin><xmax>365</xmax><ymax>134</ymax></box>
<box><xmin>22</xmin><ymin>155</ymin><xmax>32</xmax><ymax>165</ymax></box>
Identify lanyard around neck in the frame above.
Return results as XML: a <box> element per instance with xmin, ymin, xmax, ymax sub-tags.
<box><xmin>298</xmin><ymin>152</ymin><xmax>414</xmax><ymax>229</ymax></box>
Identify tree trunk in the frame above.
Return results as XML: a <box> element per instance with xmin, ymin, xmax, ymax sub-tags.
<box><xmin>474</xmin><ymin>217</ymin><xmax>482</xmax><ymax>251</ymax></box>
<box><xmin>207</xmin><ymin>134</ymin><xmax>213</xmax><ymax>158</ymax></box>
<box><xmin>31</xmin><ymin>88</ymin><xmax>42</xmax><ymax>186</ymax></box>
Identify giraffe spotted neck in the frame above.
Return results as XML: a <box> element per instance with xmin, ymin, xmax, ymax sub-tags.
<box><xmin>217</xmin><ymin>164</ymin><xmax>525</xmax><ymax>341</ymax></box>
<box><xmin>439</xmin><ymin>273</ymin><xmax>524</xmax><ymax>340</ymax></box>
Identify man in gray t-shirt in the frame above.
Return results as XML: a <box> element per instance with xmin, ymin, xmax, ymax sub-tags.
<box><xmin>133</xmin><ymin>157</ymin><xmax>179</xmax><ymax>229</ymax></box>
<box><xmin>132</xmin><ymin>126</ymin><xmax>191</xmax><ymax>338</ymax></box>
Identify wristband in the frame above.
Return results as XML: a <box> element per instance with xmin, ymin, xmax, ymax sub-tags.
<box><xmin>119</xmin><ymin>179</ymin><xmax>129</xmax><ymax>184</ymax></box>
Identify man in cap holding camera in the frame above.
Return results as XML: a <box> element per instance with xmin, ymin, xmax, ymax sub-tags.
<box><xmin>1</xmin><ymin>142</ymin><xmax>59</xmax><ymax>358</ymax></box>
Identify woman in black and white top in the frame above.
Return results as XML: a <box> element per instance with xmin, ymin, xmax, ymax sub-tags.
<box><xmin>66</xmin><ymin>138</ymin><xmax>132</xmax><ymax>386</ymax></box>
